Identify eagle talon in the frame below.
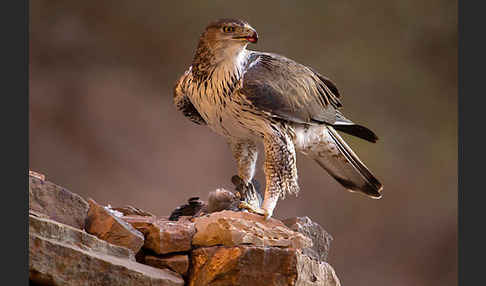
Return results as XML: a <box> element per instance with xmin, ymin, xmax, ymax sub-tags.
<box><xmin>263</xmin><ymin>211</ymin><xmax>271</xmax><ymax>221</ymax></box>
<box><xmin>231</xmin><ymin>175</ymin><xmax>246</xmax><ymax>199</ymax></box>
<box><xmin>234</xmin><ymin>191</ymin><xmax>242</xmax><ymax>200</ymax></box>
<box><xmin>231</xmin><ymin>175</ymin><xmax>263</xmax><ymax>207</ymax></box>
<box><xmin>238</xmin><ymin>201</ymin><xmax>266</xmax><ymax>216</ymax></box>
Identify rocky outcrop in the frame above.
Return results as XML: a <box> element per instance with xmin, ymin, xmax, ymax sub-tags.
<box><xmin>29</xmin><ymin>213</ymin><xmax>134</xmax><ymax>261</ymax></box>
<box><xmin>28</xmin><ymin>173</ymin><xmax>184</xmax><ymax>286</ymax></box>
<box><xmin>192</xmin><ymin>210</ymin><xmax>312</xmax><ymax>249</ymax></box>
<box><xmin>283</xmin><ymin>216</ymin><xmax>333</xmax><ymax>262</ymax></box>
<box><xmin>29</xmin><ymin>175</ymin><xmax>89</xmax><ymax>229</ymax></box>
<box><xmin>85</xmin><ymin>199</ymin><xmax>145</xmax><ymax>253</ymax></box>
<box><xmin>29</xmin><ymin>215</ymin><xmax>184</xmax><ymax>286</ymax></box>
<box><xmin>28</xmin><ymin>171</ymin><xmax>341</xmax><ymax>286</ymax></box>
<box><xmin>123</xmin><ymin>215</ymin><xmax>195</xmax><ymax>255</ymax></box>
<box><xmin>295</xmin><ymin>253</ymin><xmax>341</xmax><ymax>286</ymax></box>
<box><xmin>189</xmin><ymin>246</ymin><xmax>341</xmax><ymax>286</ymax></box>
<box><xmin>144</xmin><ymin>254</ymin><xmax>190</xmax><ymax>277</ymax></box>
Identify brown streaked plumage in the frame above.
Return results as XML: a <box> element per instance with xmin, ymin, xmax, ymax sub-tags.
<box><xmin>173</xmin><ymin>18</ymin><xmax>383</xmax><ymax>219</ymax></box>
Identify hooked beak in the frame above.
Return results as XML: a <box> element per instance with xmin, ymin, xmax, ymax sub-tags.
<box><xmin>247</xmin><ymin>32</ymin><xmax>258</xmax><ymax>43</ymax></box>
<box><xmin>246</xmin><ymin>30</ymin><xmax>258</xmax><ymax>43</ymax></box>
<box><xmin>233</xmin><ymin>28</ymin><xmax>258</xmax><ymax>44</ymax></box>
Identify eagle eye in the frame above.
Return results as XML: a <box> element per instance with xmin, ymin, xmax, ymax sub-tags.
<box><xmin>222</xmin><ymin>26</ymin><xmax>235</xmax><ymax>33</ymax></box>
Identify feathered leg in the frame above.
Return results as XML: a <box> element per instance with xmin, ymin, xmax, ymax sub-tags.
<box><xmin>229</xmin><ymin>140</ymin><xmax>258</xmax><ymax>184</ymax></box>
<box><xmin>229</xmin><ymin>140</ymin><xmax>262</xmax><ymax>208</ymax></box>
<box><xmin>261</xmin><ymin>131</ymin><xmax>299</xmax><ymax>219</ymax></box>
<box><xmin>239</xmin><ymin>129</ymin><xmax>299</xmax><ymax>219</ymax></box>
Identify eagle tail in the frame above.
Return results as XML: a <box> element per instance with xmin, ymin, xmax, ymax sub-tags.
<box><xmin>332</xmin><ymin>124</ymin><xmax>378</xmax><ymax>143</ymax></box>
<box><xmin>295</xmin><ymin>125</ymin><xmax>383</xmax><ymax>198</ymax></box>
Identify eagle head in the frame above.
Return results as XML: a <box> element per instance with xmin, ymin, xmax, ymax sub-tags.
<box><xmin>192</xmin><ymin>19</ymin><xmax>258</xmax><ymax>78</ymax></box>
<box><xmin>203</xmin><ymin>18</ymin><xmax>258</xmax><ymax>45</ymax></box>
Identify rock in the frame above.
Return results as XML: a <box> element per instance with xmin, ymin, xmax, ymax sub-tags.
<box><xmin>29</xmin><ymin>214</ymin><xmax>134</xmax><ymax>260</ymax></box>
<box><xmin>283</xmin><ymin>216</ymin><xmax>333</xmax><ymax>262</ymax></box>
<box><xmin>30</xmin><ymin>237</ymin><xmax>184</xmax><ymax>286</ymax></box>
<box><xmin>189</xmin><ymin>245</ymin><xmax>341</xmax><ymax>286</ymax></box>
<box><xmin>28</xmin><ymin>173</ymin><xmax>341</xmax><ymax>285</ymax></box>
<box><xmin>29</xmin><ymin>175</ymin><xmax>90</xmax><ymax>229</ymax></box>
<box><xmin>29</xmin><ymin>214</ymin><xmax>184</xmax><ymax>285</ymax></box>
<box><xmin>110</xmin><ymin>205</ymin><xmax>154</xmax><ymax>217</ymax></box>
<box><xmin>295</xmin><ymin>252</ymin><xmax>341</xmax><ymax>286</ymax></box>
<box><xmin>189</xmin><ymin>246</ymin><xmax>295</xmax><ymax>286</ymax></box>
<box><xmin>144</xmin><ymin>254</ymin><xmax>190</xmax><ymax>276</ymax></box>
<box><xmin>135</xmin><ymin>248</ymin><xmax>149</xmax><ymax>263</ymax></box>
<box><xmin>85</xmin><ymin>199</ymin><xmax>145</xmax><ymax>253</ymax></box>
<box><xmin>192</xmin><ymin>210</ymin><xmax>312</xmax><ymax>249</ymax></box>
<box><xmin>123</xmin><ymin>215</ymin><xmax>195</xmax><ymax>255</ymax></box>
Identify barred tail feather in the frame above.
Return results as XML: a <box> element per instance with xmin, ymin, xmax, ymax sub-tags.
<box><xmin>319</xmin><ymin>127</ymin><xmax>382</xmax><ymax>198</ymax></box>
<box><xmin>294</xmin><ymin>125</ymin><xmax>383</xmax><ymax>199</ymax></box>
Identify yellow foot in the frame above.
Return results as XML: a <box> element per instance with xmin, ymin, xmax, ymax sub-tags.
<box><xmin>238</xmin><ymin>201</ymin><xmax>271</xmax><ymax>220</ymax></box>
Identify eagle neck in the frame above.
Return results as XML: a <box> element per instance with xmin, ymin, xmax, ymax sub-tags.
<box><xmin>192</xmin><ymin>45</ymin><xmax>248</xmax><ymax>98</ymax></box>
<box><xmin>210</xmin><ymin>49</ymin><xmax>247</xmax><ymax>97</ymax></box>
<box><xmin>192</xmin><ymin>39</ymin><xmax>247</xmax><ymax>83</ymax></box>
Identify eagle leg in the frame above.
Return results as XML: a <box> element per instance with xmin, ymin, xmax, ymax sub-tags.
<box><xmin>229</xmin><ymin>140</ymin><xmax>261</xmax><ymax>208</ymax></box>
<box><xmin>260</xmin><ymin>130</ymin><xmax>300</xmax><ymax>219</ymax></box>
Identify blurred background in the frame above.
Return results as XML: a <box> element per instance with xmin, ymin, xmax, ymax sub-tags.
<box><xmin>29</xmin><ymin>1</ymin><xmax>457</xmax><ymax>285</ymax></box>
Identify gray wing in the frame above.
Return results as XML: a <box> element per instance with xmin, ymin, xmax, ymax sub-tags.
<box><xmin>240</xmin><ymin>52</ymin><xmax>378</xmax><ymax>142</ymax></box>
<box><xmin>173</xmin><ymin>68</ymin><xmax>206</xmax><ymax>125</ymax></box>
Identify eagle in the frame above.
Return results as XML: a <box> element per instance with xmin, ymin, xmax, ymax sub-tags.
<box><xmin>174</xmin><ymin>18</ymin><xmax>383</xmax><ymax>219</ymax></box>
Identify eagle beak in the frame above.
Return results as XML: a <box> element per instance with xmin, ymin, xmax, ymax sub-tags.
<box><xmin>232</xmin><ymin>27</ymin><xmax>258</xmax><ymax>43</ymax></box>
<box><xmin>246</xmin><ymin>30</ymin><xmax>258</xmax><ymax>44</ymax></box>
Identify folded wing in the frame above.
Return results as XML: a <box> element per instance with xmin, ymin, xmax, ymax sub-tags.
<box><xmin>240</xmin><ymin>52</ymin><xmax>378</xmax><ymax>142</ymax></box>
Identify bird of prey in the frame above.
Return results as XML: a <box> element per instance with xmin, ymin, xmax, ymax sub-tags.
<box><xmin>174</xmin><ymin>18</ymin><xmax>383</xmax><ymax>219</ymax></box>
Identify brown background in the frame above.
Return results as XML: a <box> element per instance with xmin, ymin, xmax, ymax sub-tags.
<box><xmin>29</xmin><ymin>1</ymin><xmax>457</xmax><ymax>285</ymax></box>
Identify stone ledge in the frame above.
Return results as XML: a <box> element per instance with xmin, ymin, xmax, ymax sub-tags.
<box><xmin>30</xmin><ymin>234</ymin><xmax>184</xmax><ymax>286</ymax></box>
<box><xmin>192</xmin><ymin>210</ymin><xmax>312</xmax><ymax>249</ymax></box>
<box><xmin>189</xmin><ymin>245</ymin><xmax>341</xmax><ymax>286</ymax></box>
<box><xmin>85</xmin><ymin>199</ymin><xmax>145</xmax><ymax>254</ymax></box>
<box><xmin>27</xmin><ymin>171</ymin><xmax>341</xmax><ymax>286</ymax></box>
<box><xmin>29</xmin><ymin>214</ymin><xmax>134</xmax><ymax>260</ymax></box>
<box><xmin>29</xmin><ymin>175</ymin><xmax>89</xmax><ymax>230</ymax></box>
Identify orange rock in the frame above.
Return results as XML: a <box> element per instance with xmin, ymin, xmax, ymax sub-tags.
<box><xmin>29</xmin><ymin>214</ymin><xmax>184</xmax><ymax>285</ymax></box>
<box><xmin>85</xmin><ymin>199</ymin><xmax>144</xmax><ymax>254</ymax></box>
<box><xmin>189</xmin><ymin>245</ymin><xmax>341</xmax><ymax>286</ymax></box>
<box><xmin>123</xmin><ymin>215</ymin><xmax>195</xmax><ymax>255</ymax></box>
<box><xmin>30</xmin><ymin>214</ymin><xmax>134</xmax><ymax>260</ymax></box>
<box><xmin>30</xmin><ymin>236</ymin><xmax>184</xmax><ymax>286</ymax></box>
<box><xmin>144</xmin><ymin>254</ymin><xmax>190</xmax><ymax>276</ymax></box>
<box><xmin>192</xmin><ymin>210</ymin><xmax>312</xmax><ymax>249</ymax></box>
